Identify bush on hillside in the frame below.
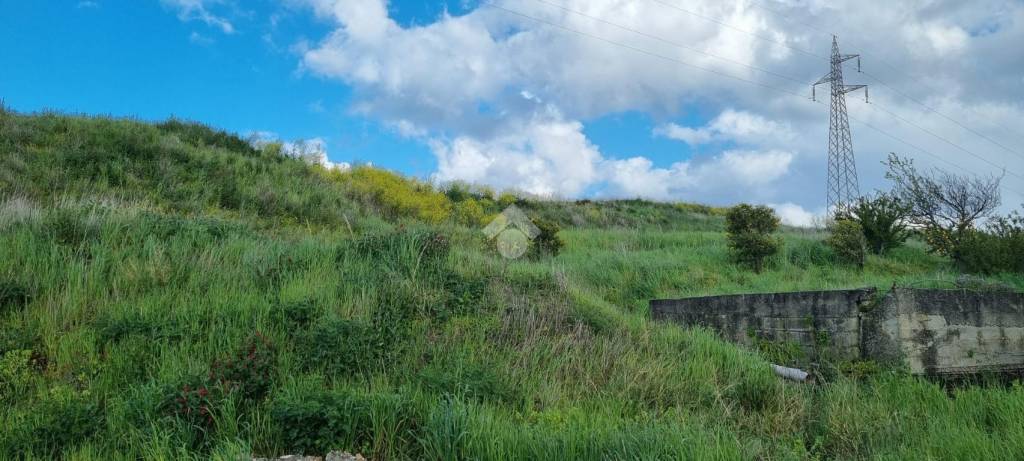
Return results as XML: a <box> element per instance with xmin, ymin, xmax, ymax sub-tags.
<box><xmin>840</xmin><ymin>193</ymin><xmax>910</xmax><ymax>255</ymax></box>
<box><xmin>297</xmin><ymin>318</ymin><xmax>382</xmax><ymax>376</ymax></box>
<box><xmin>827</xmin><ymin>219</ymin><xmax>868</xmax><ymax>268</ymax></box>
<box><xmin>5</xmin><ymin>390</ymin><xmax>100</xmax><ymax>457</ymax></box>
<box><xmin>452</xmin><ymin>198</ymin><xmax>486</xmax><ymax>226</ymax></box>
<box><xmin>0</xmin><ymin>279</ymin><xmax>32</xmax><ymax>313</ymax></box>
<box><xmin>725</xmin><ymin>204</ymin><xmax>780</xmax><ymax>272</ymax></box>
<box><xmin>209</xmin><ymin>332</ymin><xmax>276</xmax><ymax>402</ymax></box>
<box><xmin>958</xmin><ymin>211</ymin><xmax>1024</xmax><ymax>274</ymax></box>
<box><xmin>342</xmin><ymin>167</ymin><xmax>451</xmax><ymax>223</ymax></box>
<box><xmin>529</xmin><ymin>217</ymin><xmax>564</xmax><ymax>258</ymax></box>
<box><xmin>270</xmin><ymin>389</ymin><xmax>414</xmax><ymax>456</ymax></box>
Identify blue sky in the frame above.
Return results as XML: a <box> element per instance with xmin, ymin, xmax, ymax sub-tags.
<box><xmin>3</xmin><ymin>0</ymin><xmax>1022</xmax><ymax>223</ymax></box>
<box><xmin>0</xmin><ymin>1</ymin><xmax>432</xmax><ymax>174</ymax></box>
<box><xmin>0</xmin><ymin>0</ymin><xmax>695</xmax><ymax>176</ymax></box>
<box><xmin>0</xmin><ymin>0</ymin><xmax>702</xmax><ymax>177</ymax></box>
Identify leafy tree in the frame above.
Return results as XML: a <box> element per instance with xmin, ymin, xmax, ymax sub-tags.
<box><xmin>725</xmin><ymin>204</ymin><xmax>781</xmax><ymax>272</ymax></box>
<box><xmin>826</xmin><ymin>219</ymin><xmax>867</xmax><ymax>268</ymax></box>
<box><xmin>885</xmin><ymin>153</ymin><xmax>1002</xmax><ymax>266</ymax></box>
<box><xmin>958</xmin><ymin>210</ymin><xmax>1024</xmax><ymax>274</ymax></box>
<box><xmin>840</xmin><ymin>193</ymin><xmax>911</xmax><ymax>254</ymax></box>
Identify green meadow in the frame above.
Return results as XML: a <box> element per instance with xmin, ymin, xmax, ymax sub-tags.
<box><xmin>2</xmin><ymin>108</ymin><xmax>1024</xmax><ymax>460</ymax></box>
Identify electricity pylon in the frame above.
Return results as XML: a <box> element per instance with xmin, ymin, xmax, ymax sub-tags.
<box><xmin>813</xmin><ymin>36</ymin><xmax>868</xmax><ymax>213</ymax></box>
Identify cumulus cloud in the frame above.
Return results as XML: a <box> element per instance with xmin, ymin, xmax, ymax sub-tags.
<box><xmin>430</xmin><ymin>107</ymin><xmax>602</xmax><ymax>197</ymax></box>
<box><xmin>429</xmin><ymin>104</ymin><xmax>795</xmax><ymax>200</ymax></box>
<box><xmin>249</xmin><ymin>132</ymin><xmax>351</xmax><ymax>171</ymax></box>
<box><xmin>770</xmin><ymin>202</ymin><xmax>820</xmax><ymax>228</ymax></box>
<box><xmin>290</xmin><ymin>0</ymin><xmax>1024</xmax><ymax>210</ymax></box>
<box><xmin>654</xmin><ymin>109</ymin><xmax>795</xmax><ymax>146</ymax></box>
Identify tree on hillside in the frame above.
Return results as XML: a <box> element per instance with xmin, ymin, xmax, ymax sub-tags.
<box><xmin>826</xmin><ymin>219</ymin><xmax>867</xmax><ymax>268</ymax></box>
<box><xmin>725</xmin><ymin>204</ymin><xmax>781</xmax><ymax>272</ymax></box>
<box><xmin>884</xmin><ymin>153</ymin><xmax>1003</xmax><ymax>265</ymax></box>
<box><xmin>839</xmin><ymin>193</ymin><xmax>911</xmax><ymax>255</ymax></box>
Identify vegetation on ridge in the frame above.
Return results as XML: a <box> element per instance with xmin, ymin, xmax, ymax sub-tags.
<box><xmin>2</xmin><ymin>108</ymin><xmax>1024</xmax><ymax>460</ymax></box>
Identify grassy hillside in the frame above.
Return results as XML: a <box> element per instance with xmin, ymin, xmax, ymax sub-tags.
<box><xmin>2</xmin><ymin>108</ymin><xmax>1024</xmax><ymax>460</ymax></box>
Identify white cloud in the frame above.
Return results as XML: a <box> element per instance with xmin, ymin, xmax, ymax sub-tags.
<box><xmin>601</xmin><ymin>149</ymin><xmax>794</xmax><ymax>200</ymax></box>
<box><xmin>903</xmin><ymin>22</ymin><xmax>969</xmax><ymax>56</ymax></box>
<box><xmin>249</xmin><ymin>132</ymin><xmax>351</xmax><ymax>171</ymax></box>
<box><xmin>291</xmin><ymin>0</ymin><xmax>1024</xmax><ymax>212</ymax></box>
<box><xmin>429</xmin><ymin>106</ymin><xmax>795</xmax><ymax>201</ymax></box>
<box><xmin>163</xmin><ymin>0</ymin><xmax>235</xmax><ymax>34</ymax></box>
<box><xmin>655</xmin><ymin>109</ymin><xmax>795</xmax><ymax>146</ymax></box>
<box><xmin>430</xmin><ymin>108</ymin><xmax>601</xmax><ymax>197</ymax></box>
<box><xmin>653</xmin><ymin>124</ymin><xmax>715</xmax><ymax>145</ymax></box>
<box><xmin>770</xmin><ymin>202</ymin><xmax>819</xmax><ymax>228</ymax></box>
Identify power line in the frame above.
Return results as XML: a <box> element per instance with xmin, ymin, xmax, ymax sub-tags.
<box><xmin>861</xmin><ymin>101</ymin><xmax>1024</xmax><ymax>182</ymax></box>
<box><xmin>523</xmin><ymin>0</ymin><xmax>812</xmax><ymax>86</ymax></box>
<box><xmin>643</xmin><ymin>0</ymin><xmax>1024</xmax><ymax>181</ymax></box>
<box><xmin>745</xmin><ymin>0</ymin><xmax>1024</xmax><ymax>156</ymax></box>
<box><xmin>859</xmin><ymin>71</ymin><xmax>1024</xmax><ymax>162</ymax></box>
<box><xmin>482</xmin><ymin>0</ymin><xmax>1024</xmax><ymax>198</ymax></box>
<box><xmin>844</xmin><ymin>108</ymin><xmax>1024</xmax><ymax>197</ymax></box>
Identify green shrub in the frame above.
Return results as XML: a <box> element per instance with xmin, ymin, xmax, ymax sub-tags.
<box><xmin>418</xmin><ymin>360</ymin><xmax>518</xmax><ymax>405</ymax></box>
<box><xmin>6</xmin><ymin>389</ymin><xmax>101</xmax><ymax>458</ymax></box>
<box><xmin>0</xmin><ymin>279</ymin><xmax>32</xmax><ymax>313</ymax></box>
<box><xmin>163</xmin><ymin>379</ymin><xmax>226</xmax><ymax>447</ymax></box>
<box><xmin>958</xmin><ymin>212</ymin><xmax>1024</xmax><ymax>274</ymax></box>
<box><xmin>209</xmin><ymin>332</ymin><xmax>276</xmax><ymax>402</ymax></box>
<box><xmin>842</xmin><ymin>194</ymin><xmax>910</xmax><ymax>254</ymax></box>
<box><xmin>161</xmin><ymin>333</ymin><xmax>276</xmax><ymax>449</ymax></box>
<box><xmin>497</xmin><ymin>192</ymin><xmax>518</xmax><ymax>208</ymax></box>
<box><xmin>274</xmin><ymin>298</ymin><xmax>318</xmax><ymax>328</ymax></box>
<box><xmin>43</xmin><ymin>207</ymin><xmax>101</xmax><ymax>249</ymax></box>
<box><xmin>725</xmin><ymin>204</ymin><xmax>781</xmax><ymax>272</ymax></box>
<box><xmin>270</xmin><ymin>389</ymin><xmax>415</xmax><ymax>456</ymax></box>
<box><xmin>827</xmin><ymin>219</ymin><xmax>867</xmax><ymax>268</ymax></box>
<box><xmin>452</xmin><ymin>198</ymin><xmax>485</xmax><ymax>226</ymax></box>
<box><xmin>441</xmin><ymin>273</ymin><xmax>490</xmax><ymax>319</ymax></box>
<box><xmin>0</xmin><ymin>349</ymin><xmax>34</xmax><ymax>403</ymax></box>
<box><xmin>529</xmin><ymin>217</ymin><xmax>564</xmax><ymax>258</ymax></box>
<box><xmin>297</xmin><ymin>318</ymin><xmax>381</xmax><ymax>376</ymax></box>
<box><xmin>95</xmin><ymin>311</ymin><xmax>181</xmax><ymax>343</ymax></box>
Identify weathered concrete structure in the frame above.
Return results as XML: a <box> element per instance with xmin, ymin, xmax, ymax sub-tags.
<box><xmin>651</xmin><ymin>288</ymin><xmax>1024</xmax><ymax>375</ymax></box>
<box><xmin>864</xmin><ymin>289</ymin><xmax>1024</xmax><ymax>374</ymax></box>
<box><xmin>650</xmin><ymin>289</ymin><xmax>875</xmax><ymax>361</ymax></box>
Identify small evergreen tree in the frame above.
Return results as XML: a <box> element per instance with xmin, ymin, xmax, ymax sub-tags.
<box><xmin>725</xmin><ymin>204</ymin><xmax>781</xmax><ymax>272</ymax></box>
<box><xmin>827</xmin><ymin>219</ymin><xmax>867</xmax><ymax>268</ymax></box>
<box><xmin>529</xmin><ymin>218</ymin><xmax>564</xmax><ymax>258</ymax></box>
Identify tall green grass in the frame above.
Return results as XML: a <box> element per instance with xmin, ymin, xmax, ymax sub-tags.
<box><xmin>3</xmin><ymin>110</ymin><xmax>1024</xmax><ymax>459</ymax></box>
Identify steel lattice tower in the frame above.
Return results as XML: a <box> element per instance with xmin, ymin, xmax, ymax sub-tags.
<box><xmin>813</xmin><ymin>36</ymin><xmax>868</xmax><ymax>213</ymax></box>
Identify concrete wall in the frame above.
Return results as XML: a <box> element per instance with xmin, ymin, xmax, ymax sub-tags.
<box><xmin>650</xmin><ymin>288</ymin><xmax>877</xmax><ymax>361</ymax></box>
<box><xmin>652</xmin><ymin>288</ymin><xmax>1024</xmax><ymax>375</ymax></box>
<box><xmin>866</xmin><ymin>289</ymin><xmax>1024</xmax><ymax>375</ymax></box>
